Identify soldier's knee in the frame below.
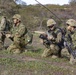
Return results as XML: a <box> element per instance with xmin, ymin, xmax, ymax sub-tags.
<box><xmin>41</xmin><ymin>49</ymin><xmax>52</xmax><ymax>58</ymax></box>
<box><xmin>69</xmin><ymin>54</ymin><xmax>76</xmax><ymax>65</ymax></box>
<box><xmin>13</xmin><ymin>49</ymin><xmax>21</xmax><ymax>54</ymax></box>
<box><xmin>41</xmin><ymin>54</ymin><xmax>47</xmax><ymax>58</ymax></box>
<box><xmin>69</xmin><ymin>58</ymin><xmax>76</xmax><ymax>65</ymax></box>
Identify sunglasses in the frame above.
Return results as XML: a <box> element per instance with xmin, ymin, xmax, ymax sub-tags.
<box><xmin>48</xmin><ymin>25</ymin><xmax>54</xmax><ymax>28</ymax></box>
<box><xmin>72</xmin><ymin>26</ymin><xmax>76</xmax><ymax>28</ymax></box>
<box><xmin>67</xmin><ymin>24</ymin><xmax>76</xmax><ymax>28</ymax></box>
<box><xmin>66</xmin><ymin>24</ymin><xmax>69</xmax><ymax>26</ymax></box>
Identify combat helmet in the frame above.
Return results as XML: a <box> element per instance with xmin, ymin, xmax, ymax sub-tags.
<box><xmin>66</xmin><ymin>19</ymin><xmax>76</xmax><ymax>26</ymax></box>
<box><xmin>47</xmin><ymin>19</ymin><xmax>56</xmax><ymax>27</ymax></box>
<box><xmin>13</xmin><ymin>14</ymin><xmax>21</xmax><ymax>21</ymax></box>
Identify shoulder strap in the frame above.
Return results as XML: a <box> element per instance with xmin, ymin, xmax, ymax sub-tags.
<box><xmin>56</xmin><ymin>27</ymin><xmax>66</xmax><ymax>35</ymax></box>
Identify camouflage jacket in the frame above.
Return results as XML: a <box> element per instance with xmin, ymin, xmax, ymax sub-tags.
<box><xmin>47</xmin><ymin>27</ymin><xmax>63</xmax><ymax>44</ymax></box>
<box><xmin>0</xmin><ymin>16</ymin><xmax>10</xmax><ymax>31</ymax></box>
<box><xmin>71</xmin><ymin>30</ymin><xmax>76</xmax><ymax>48</ymax></box>
<box><xmin>0</xmin><ymin>16</ymin><xmax>7</xmax><ymax>31</ymax></box>
<box><xmin>11</xmin><ymin>23</ymin><xmax>27</xmax><ymax>37</ymax></box>
<box><xmin>10</xmin><ymin>23</ymin><xmax>33</xmax><ymax>45</ymax></box>
<box><xmin>65</xmin><ymin>30</ymin><xmax>76</xmax><ymax>49</ymax></box>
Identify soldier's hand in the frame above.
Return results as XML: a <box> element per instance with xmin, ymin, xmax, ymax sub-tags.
<box><xmin>40</xmin><ymin>39</ymin><xmax>43</xmax><ymax>43</ymax></box>
<box><xmin>48</xmin><ymin>36</ymin><xmax>55</xmax><ymax>40</ymax></box>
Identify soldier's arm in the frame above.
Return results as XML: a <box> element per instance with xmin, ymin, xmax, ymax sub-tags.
<box><xmin>0</xmin><ymin>17</ymin><xmax>6</xmax><ymax>31</ymax></box>
<box><xmin>72</xmin><ymin>33</ymin><xmax>76</xmax><ymax>49</ymax></box>
<box><xmin>56</xmin><ymin>31</ymin><xmax>62</xmax><ymax>43</ymax></box>
<box><xmin>15</xmin><ymin>24</ymin><xmax>27</xmax><ymax>37</ymax></box>
<box><xmin>47</xmin><ymin>31</ymin><xmax>55</xmax><ymax>41</ymax></box>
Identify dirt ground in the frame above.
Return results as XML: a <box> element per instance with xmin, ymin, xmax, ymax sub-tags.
<box><xmin>0</xmin><ymin>33</ymin><xmax>76</xmax><ymax>75</ymax></box>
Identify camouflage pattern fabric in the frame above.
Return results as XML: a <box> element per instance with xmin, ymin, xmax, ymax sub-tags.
<box><xmin>7</xmin><ymin>23</ymin><xmax>28</xmax><ymax>53</ymax></box>
<box><xmin>64</xmin><ymin>30</ymin><xmax>72</xmax><ymax>45</ymax></box>
<box><xmin>0</xmin><ymin>16</ymin><xmax>7</xmax><ymax>31</ymax></box>
<box><xmin>66</xmin><ymin>19</ymin><xmax>76</xmax><ymax>27</ymax></box>
<box><xmin>65</xmin><ymin>19</ymin><xmax>76</xmax><ymax>64</ymax></box>
<box><xmin>42</xmin><ymin>27</ymin><xmax>63</xmax><ymax>57</ymax></box>
<box><xmin>0</xmin><ymin>16</ymin><xmax>8</xmax><ymax>50</ymax></box>
<box><xmin>70</xmin><ymin>54</ymin><xmax>76</xmax><ymax>65</ymax></box>
<box><xmin>47</xmin><ymin>19</ymin><xmax>56</xmax><ymax>27</ymax></box>
<box><xmin>70</xmin><ymin>30</ymin><xmax>76</xmax><ymax>64</ymax></box>
<box><xmin>42</xmin><ymin>44</ymin><xmax>59</xmax><ymax>57</ymax></box>
<box><xmin>71</xmin><ymin>30</ymin><xmax>76</xmax><ymax>49</ymax></box>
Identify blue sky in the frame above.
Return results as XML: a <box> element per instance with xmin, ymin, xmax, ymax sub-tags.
<box><xmin>22</xmin><ymin>0</ymin><xmax>69</xmax><ymax>5</ymax></box>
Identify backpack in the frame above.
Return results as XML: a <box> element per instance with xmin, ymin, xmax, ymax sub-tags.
<box><xmin>56</xmin><ymin>27</ymin><xmax>66</xmax><ymax>48</ymax></box>
<box><xmin>24</xmin><ymin>30</ymin><xmax>33</xmax><ymax>45</ymax></box>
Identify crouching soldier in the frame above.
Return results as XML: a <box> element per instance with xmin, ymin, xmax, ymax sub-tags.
<box><xmin>0</xmin><ymin>16</ymin><xmax>10</xmax><ymax>50</ymax></box>
<box><xmin>40</xmin><ymin>19</ymin><xmax>63</xmax><ymax>58</ymax></box>
<box><xmin>7</xmin><ymin>14</ymin><xmax>33</xmax><ymax>54</ymax></box>
<box><xmin>64</xmin><ymin>19</ymin><xmax>76</xmax><ymax>64</ymax></box>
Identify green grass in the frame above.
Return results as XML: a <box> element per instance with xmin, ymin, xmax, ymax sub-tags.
<box><xmin>0</xmin><ymin>57</ymin><xmax>68</xmax><ymax>70</ymax></box>
<box><xmin>0</xmin><ymin>49</ymin><xmax>76</xmax><ymax>75</ymax></box>
<box><xmin>21</xmin><ymin>48</ymin><xmax>43</xmax><ymax>57</ymax></box>
<box><xmin>0</xmin><ymin>49</ymin><xmax>14</xmax><ymax>54</ymax></box>
<box><xmin>0</xmin><ymin>57</ymin><xmax>72</xmax><ymax>75</ymax></box>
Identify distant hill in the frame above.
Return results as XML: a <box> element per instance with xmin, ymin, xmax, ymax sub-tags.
<box><xmin>0</xmin><ymin>0</ymin><xmax>76</xmax><ymax>30</ymax></box>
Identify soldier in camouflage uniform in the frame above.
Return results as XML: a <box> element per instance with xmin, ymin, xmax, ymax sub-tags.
<box><xmin>7</xmin><ymin>14</ymin><xmax>32</xmax><ymax>54</ymax></box>
<box><xmin>65</xmin><ymin>19</ymin><xmax>76</xmax><ymax>64</ymax></box>
<box><xmin>0</xmin><ymin>16</ymin><xmax>10</xmax><ymax>50</ymax></box>
<box><xmin>41</xmin><ymin>19</ymin><xmax>63</xmax><ymax>58</ymax></box>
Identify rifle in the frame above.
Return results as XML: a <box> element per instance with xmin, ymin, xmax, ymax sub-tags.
<box><xmin>64</xmin><ymin>41</ymin><xmax>76</xmax><ymax>59</ymax></box>
<box><xmin>35</xmin><ymin>0</ymin><xmax>62</xmax><ymax>22</ymax></box>
<box><xmin>39</xmin><ymin>34</ymin><xmax>52</xmax><ymax>46</ymax></box>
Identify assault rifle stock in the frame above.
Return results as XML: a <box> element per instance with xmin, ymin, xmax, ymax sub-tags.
<box><xmin>39</xmin><ymin>34</ymin><xmax>52</xmax><ymax>45</ymax></box>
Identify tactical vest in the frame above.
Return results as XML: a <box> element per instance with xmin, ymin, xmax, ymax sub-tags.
<box><xmin>47</xmin><ymin>27</ymin><xmax>61</xmax><ymax>40</ymax></box>
<box><xmin>47</xmin><ymin>27</ymin><xmax>64</xmax><ymax>48</ymax></box>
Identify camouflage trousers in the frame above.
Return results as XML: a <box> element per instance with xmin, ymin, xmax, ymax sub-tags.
<box><xmin>0</xmin><ymin>32</ymin><xmax>6</xmax><ymax>50</ymax></box>
<box><xmin>7</xmin><ymin>42</ymin><xmax>25</xmax><ymax>54</ymax></box>
<box><xmin>7</xmin><ymin>36</ymin><xmax>26</xmax><ymax>53</ymax></box>
<box><xmin>61</xmin><ymin>48</ymin><xmax>76</xmax><ymax>65</ymax></box>
<box><xmin>69</xmin><ymin>54</ymin><xmax>76</xmax><ymax>65</ymax></box>
<box><xmin>42</xmin><ymin>44</ymin><xmax>62</xmax><ymax>57</ymax></box>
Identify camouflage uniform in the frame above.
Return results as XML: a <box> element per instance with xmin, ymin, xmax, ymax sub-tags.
<box><xmin>0</xmin><ymin>16</ymin><xmax>10</xmax><ymax>50</ymax></box>
<box><xmin>65</xmin><ymin>19</ymin><xmax>76</xmax><ymax>64</ymax></box>
<box><xmin>7</xmin><ymin>14</ymin><xmax>32</xmax><ymax>53</ymax></box>
<box><xmin>42</xmin><ymin>19</ymin><xmax>63</xmax><ymax>58</ymax></box>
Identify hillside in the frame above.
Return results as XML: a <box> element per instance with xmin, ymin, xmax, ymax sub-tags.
<box><xmin>0</xmin><ymin>0</ymin><xmax>76</xmax><ymax>30</ymax></box>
